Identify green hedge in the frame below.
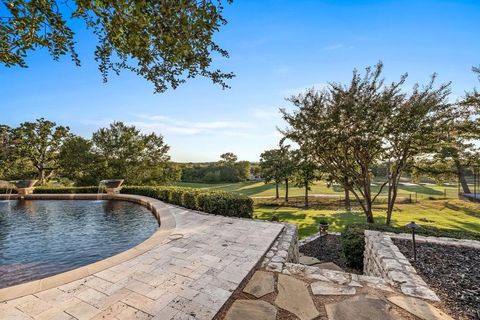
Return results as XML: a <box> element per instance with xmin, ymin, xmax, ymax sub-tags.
<box><xmin>17</xmin><ymin>185</ymin><xmax>253</xmax><ymax>218</ymax></box>
<box><xmin>341</xmin><ymin>223</ymin><xmax>480</xmax><ymax>270</ymax></box>
<box><xmin>121</xmin><ymin>186</ymin><xmax>253</xmax><ymax>218</ymax></box>
<box><xmin>33</xmin><ymin>186</ymin><xmax>99</xmax><ymax>194</ymax></box>
<box><xmin>0</xmin><ymin>187</ymin><xmax>17</xmax><ymax>194</ymax></box>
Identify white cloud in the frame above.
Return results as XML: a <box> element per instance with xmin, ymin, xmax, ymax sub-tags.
<box><xmin>128</xmin><ymin>114</ymin><xmax>252</xmax><ymax>136</ymax></box>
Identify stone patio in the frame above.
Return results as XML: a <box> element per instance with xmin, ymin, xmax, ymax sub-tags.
<box><xmin>0</xmin><ymin>197</ymin><xmax>284</xmax><ymax>320</ymax></box>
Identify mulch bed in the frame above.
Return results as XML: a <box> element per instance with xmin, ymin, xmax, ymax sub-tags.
<box><xmin>393</xmin><ymin>238</ymin><xmax>480</xmax><ymax>320</ymax></box>
<box><xmin>299</xmin><ymin>234</ymin><xmax>360</xmax><ymax>274</ymax></box>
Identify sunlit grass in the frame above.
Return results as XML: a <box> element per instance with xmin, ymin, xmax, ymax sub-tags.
<box><xmin>254</xmin><ymin>199</ymin><xmax>480</xmax><ymax>238</ymax></box>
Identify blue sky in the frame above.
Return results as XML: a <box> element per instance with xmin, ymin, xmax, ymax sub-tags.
<box><xmin>1</xmin><ymin>0</ymin><xmax>479</xmax><ymax>162</ymax></box>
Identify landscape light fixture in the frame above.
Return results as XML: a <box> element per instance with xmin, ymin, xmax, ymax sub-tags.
<box><xmin>406</xmin><ymin>221</ymin><xmax>421</xmax><ymax>262</ymax></box>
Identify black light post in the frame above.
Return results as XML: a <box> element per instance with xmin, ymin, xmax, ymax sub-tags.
<box><xmin>406</xmin><ymin>221</ymin><xmax>421</xmax><ymax>262</ymax></box>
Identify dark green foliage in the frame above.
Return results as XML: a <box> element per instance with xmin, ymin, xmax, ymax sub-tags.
<box><xmin>181</xmin><ymin>154</ymin><xmax>251</xmax><ymax>183</ymax></box>
<box><xmin>1</xmin><ymin>0</ymin><xmax>234</xmax><ymax>93</ymax></box>
<box><xmin>0</xmin><ymin>187</ymin><xmax>17</xmax><ymax>194</ymax></box>
<box><xmin>196</xmin><ymin>192</ymin><xmax>253</xmax><ymax>218</ymax></box>
<box><xmin>27</xmin><ymin>185</ymin><xmax>253</xmax><ymax>217</ymax></box>
<box><xmin>33</xmin><ymin>186</ymin><xmax>99</xmax><ymax>194</ymax></box>
<box><xmin>340</xmin><ymin>225</ymin><xmax>366</xmax><ymax>270</ymax></box>
<box><xmin>121</xmin><ymin>186</ymin><xmax>253</xmax><ymax>218</ymax></box>
<box><xmin>341</xmin><ymin>223</ymin><xmax>480</xmax><ymax>271</ymax></box>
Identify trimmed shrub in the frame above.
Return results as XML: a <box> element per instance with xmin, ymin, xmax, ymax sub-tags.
<box><xmin>341</xmin><ymin>223</ymin><xmax>480</xmax><ymax>271</ymax></box>
<box><xmin>33</xmin><ymin>186</ymin><xmax>99</xmax><ymax>194</ymax></box>
<box><xmin>196</xmin><ymin>191</ymin><xmax>253</xmax><ymax>218</ymax></box>
<box><xmin>121</xmin><ymin>186</ymin><xmax>253</xmax><ymax>218</ymax></box>
<box><xmin>29</xmin><ymin>185</ymin><xmax>253</xmax><ymax>218</ymax></box>
<box><xmin>0</xmin><ymin>187</ymin><xmax>17</xmax><ymax>194</ymax></box>
<box><xmin>340</xmin><ymin>224</ymin><xmax>366</xmax><ymax>270</ymax></box>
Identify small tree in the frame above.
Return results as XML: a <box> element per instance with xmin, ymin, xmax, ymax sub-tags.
<box><xmin>11</xmin><ymin>118</ymin><xmax>71</xmax><ymax>184</ymax></box>
<box><xmin>384</xmin><ymin>77</ymin><xmax>453</xmax><ymax>225</ymax></box>
<box><xmin>92</xmin><ymin>121</ymin><xmax>170</xmax><ymax>184</ymax></box>
<box><xmin>219</xmin><ymin>152</ymin><xmax>238</xmax><ymax>164</ymax></box>
<box><xmin>260</xmin><ymin>149</ymin><xmax>284</xmax><ymax>199</ymax></box>
<box><xmin>291</xmin><ymin>149</ymin><xmax>319</xmax><ymax>208</ymax></box>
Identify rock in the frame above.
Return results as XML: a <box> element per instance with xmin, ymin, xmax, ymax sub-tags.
<box><xmin>275</xmin><ymin>274</ymin><xmax>320</xmax><ymax>320</ymax></box>
<box><xmin>299</xmin><ymin>255</ymin><xmax>321</xmax><ymax>266</ymax></box>
<box><xmin>311</xmin><ymin>281</ymin><xmax>356</xmax><ymax>295</ymax></box>
<box><xmin>400</xmin><ymin>285</ymin><xmax>440</xmax><ymax>302</ymax></box>
<box><xmin>225</xmin><ymin>300</ymin><xmax>277</xmax><ymax>320</ymax></box>
<box><xmin>265</xmin><ymin>262</ymin><xmax>283</xmax><ymax>272</ymax></box>
<box><xmin>317</xmin><ymin>269</ymin><xmax>351</xmax><ymax>285</ymax></box>
<box><xmin>388</xmin><ymin>296</ymin><xmax>453</xmax><ymax>320</ymax></box>
<box><xmin>325</xmin><ymin>295</ymin><xmax>402</xmax><ymax>320</ymax></box>
<box><xmin>314</xmin><ymin>262</ymin><xmax>344</xmax><ymax>272</ymax></box>
<box><xmin>243</xmin><ymin>271</ymin><xmax>275</xmax><ymax>298</ymax></box>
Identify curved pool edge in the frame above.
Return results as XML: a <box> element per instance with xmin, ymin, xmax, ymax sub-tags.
<box><xmin>0</xmin><ymin>193</ymin><xmax>176</xmax><ymax>303</ymax></box>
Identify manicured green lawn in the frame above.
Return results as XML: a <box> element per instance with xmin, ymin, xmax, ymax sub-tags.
<box><xmin>254</xmin><ymin>199</ymin><xmax>480</xmax><ymax>238</ymax></box>
<box><xmin>173</xmin><ymin>181</ymin><xmax>460</xmax><ymax>199</ymax></box>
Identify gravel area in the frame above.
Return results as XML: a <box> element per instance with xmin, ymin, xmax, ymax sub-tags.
<box><xmin>393</xmin><ymin>238</ymin><xmax>480</xmax><ymax>320</ymax></box>
<box><xmin>299</xmin><ymin>234</ymin><xmax>360</xmax><ymax>274</ymax></box>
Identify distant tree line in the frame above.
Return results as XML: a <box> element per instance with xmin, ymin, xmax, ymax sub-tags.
<box><xmin>0</xmin><ymin>120</ymin><xmax>178</xmax><ymax>186</ymax></box>
<box><xmin>0</xmin><ymin>120</ymin><xmax>254</xmax><ymax>186</ymax></box>
<box><xmin>181</xmin><ymin>153</ymin><xmax>251</xmax><ymax>183</ymax></box>
<box><xmin>261</xmin><ymin>62</ymin><xmax>480</xmax><ymax>225</ymax></box>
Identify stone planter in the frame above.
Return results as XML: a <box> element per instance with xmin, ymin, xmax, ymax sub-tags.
<box><xmin>10</xmin><ymin>180</ymin><xmax>38</xmax><ymax>197</ymax></box>
<box><xmin>101</xmin><ymin>179</ymin><xmax>124</xmax><ymax>195</ymax></box>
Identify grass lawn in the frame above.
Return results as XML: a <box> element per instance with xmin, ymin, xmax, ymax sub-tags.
<box><xmin>254</xmin><ymin>199</ymin><xmax>480</xmax><ymax>238</ymax></box>
<box><xmin>173</xmin><ymin>181</ymin><xmax>460</xmax><ymax>199</ymax></box>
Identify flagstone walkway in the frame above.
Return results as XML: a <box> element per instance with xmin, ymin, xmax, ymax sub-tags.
<box><xmin>0</xmin><ymin>197</ymin><xmax>284</xmax><ymax>320</ymax></box>
<box><xmin>220</xmin><ymin>264</ymin><xmax>454</xmax><ymax>320</ymax></box>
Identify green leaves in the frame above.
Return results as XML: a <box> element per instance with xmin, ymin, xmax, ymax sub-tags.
<box><xmin>281</xmin><ymin>63</ymin><xmax>455</xmax><ymax>223</ymax></box>
<box><xmin>1</xmin><ymin>0</ymin><xmax>233</xmax><ymax>92</ymax></box>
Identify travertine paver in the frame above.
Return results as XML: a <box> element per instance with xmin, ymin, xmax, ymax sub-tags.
<box><xmin>243</xmin><ymin>271</ymin><xmax>275</xmax><ymax>298</ymax></box>
<box><xmin>0</xmin><ymin>201</ymin><xmax>284</xmax><ymax>320</ymax></box>
<box><xmin>225</xmin><ymin>300</ymin><xmax>277</xmax><ymax>320</ymax></box>
<box><xmin>275</xmin><ymin>274</ymin><xmax>320</xmax><ymax>320</ymax></box>
<box><xmin>388</xmin><ymin>296</ymin><xmax>454</xmax><ymax>320</ymax></box>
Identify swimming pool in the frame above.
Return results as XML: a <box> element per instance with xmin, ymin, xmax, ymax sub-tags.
<box><xmin>0</xmin><ymin>200</ymin><xmax>158</xmax><ymax>288</ymax></box>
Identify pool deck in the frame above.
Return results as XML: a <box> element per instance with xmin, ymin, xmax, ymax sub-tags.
<box><xmin>0</xmin><ymin>194</ymin><xmax>284</xmax><ymax>319</ymax></box>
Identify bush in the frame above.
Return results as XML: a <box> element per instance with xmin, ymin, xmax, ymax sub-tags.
<box><xmin>341</xmin><ymin>223</ymin><xmax>480</xmax><ymax>271</ymax></box>
<box><xmin>33</xmin><ymin>186</ymin><xmax>99</xmax><ymax>194</ymax></box>
<box><xmin>340</xmin><ymin>224</ymin><xmax>366</xmax><ymax>270</ymax></box>
<box><xmin>29</xmin><ymin>185</ymin><xmax>253</xmax><ymax>217</ymax></box>
<box><xmin>121</xmin><ymin>186</ymin><xmax>253</xmax><ymax>218</ymax></box>
<box><xmin>0</xmin><ymin>187</ymin><xmax>17</xmax><ymax>194</ymax></box>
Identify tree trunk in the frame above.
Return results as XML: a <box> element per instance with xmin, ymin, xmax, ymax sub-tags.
<box><xmin>285</xmin><ymin>178</ymin><xmax>289</xmax><ymax>202</ymax></box>
<box><xmin>344</xmin><ymin>188</ymin><xmax>351</xmax><ymax>211</ymax></box>
<box><xmin>386</xmin><ymin>183</ymin><xmax>398</xmax><ymax>226</ymax></box>
<box><xmin>365</xmin><ymin>201</ymin><xmax>375</xmax><ymax>223</ymax></box>
<box><xmin>305</xmin><ymin>179</ymin><xmax>309</xmax><ymax>208</ymax></box>
<box><xmin>275</xmin><ymin>182</ymin><xmax>279</xmax><ymax>199</ymax></box>
<box><xmin>454</xmin><ymin>159</ymin><xmax>471</xmax><ymax>194</ymax></box>
<box><xmin>38</xmin><ymin>167</ymin><xmax>45</xmax><ymax>185</ymax></box>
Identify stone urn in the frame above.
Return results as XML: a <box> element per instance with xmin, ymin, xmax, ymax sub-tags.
<box><xmin>101</xmin><ymin>179</ymin><xmax>124</xmax><ymax>194</ymax></box>
<box><xmin>10</xmin><ymin>180</ymin><xmax>38</xmax><ymax>197</ymax></box>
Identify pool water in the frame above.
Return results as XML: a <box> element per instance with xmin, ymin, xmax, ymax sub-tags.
<box><xmin>0</xmin><ymin>200</ymin><xmax>158</xmax><ymax>288</ymax></box>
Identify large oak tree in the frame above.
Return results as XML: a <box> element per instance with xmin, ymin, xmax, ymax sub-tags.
<box><xmin>1</xmin><ymin>0</ymin><xmax>234</xmax><ymax>92</ymax></box>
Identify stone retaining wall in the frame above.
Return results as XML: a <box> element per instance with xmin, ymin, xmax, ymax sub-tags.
<box><xmin>363</xmin><ymin>230</ymin><xmax>439</xmax><ymax>301</ymax></box>
<box><xmin>262</xmin><ymin>224</ymin><xmax>299</xmax><ymax>272</ymax></box>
